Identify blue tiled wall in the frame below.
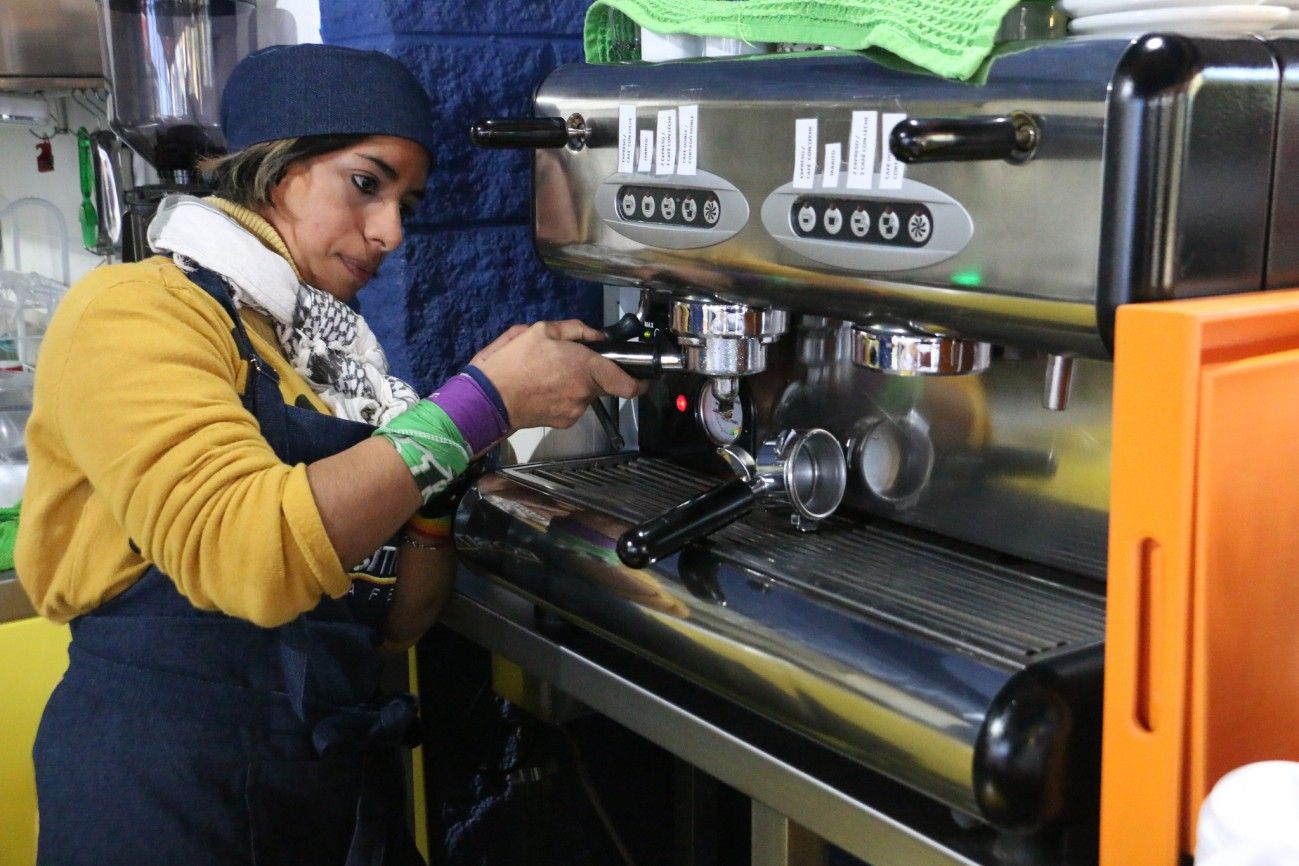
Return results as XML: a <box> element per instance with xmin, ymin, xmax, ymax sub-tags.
<box><xmin>320</xmin><ymin>0</ymin><xmax>600</xmax><ymax>390</ymax></box>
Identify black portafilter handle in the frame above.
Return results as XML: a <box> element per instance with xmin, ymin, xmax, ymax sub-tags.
<box><xmin>617</xmin><ymin>477</ymin><xmax>758</xmax><ymax>569</ymax></box>
<box><xmin>470</xmin><ymin>117</ymin><xmax>570</xmax><ymax>149</ymax></box>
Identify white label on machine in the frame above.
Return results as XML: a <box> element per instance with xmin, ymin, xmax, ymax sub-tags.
<box><xmin>618</xmin><ymin>105</ymin><xmax>636</xmax><ymax>174</ymax></box>
<box><xmin>638</xmin><ymin>130</ymin><xmax>654</xmax><ymax>173</ymax></box>
<box><xmin>879</xmin><ymin>112</ymin><xmax>908</xmax><ymax>189</ymax></box>
<box><xmin>677</xmin><ymin>104</ymin><xmax>699</xmax><ymax>176</ymax></box>
<box><xmin>655</xmin><ymin>108</ymin><xmax>677</xmax><ymax>175</ymax></box>
<box><xmin>793</xmin><ymin>118</ymin><xmax>818</xmax><ymax>189</ymax></box>
<box><xmin>846</xmin><ymin>110</ymin><xmax>878</xmax><ymax>189</ymax></box>
<box><xmin>822</xmin><ymin>142</ymin><xmax>841</xmax><ymax>188</ymax></box>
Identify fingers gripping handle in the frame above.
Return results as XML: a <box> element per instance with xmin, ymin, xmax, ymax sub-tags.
<box><xmin>617</xmin><ymin>478</ymin><xmax>758</xmax><ymax>569</ymax></box>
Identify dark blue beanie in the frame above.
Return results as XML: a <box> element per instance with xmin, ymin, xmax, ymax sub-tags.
<box><xmin>220</xmin><ymin>44</ymin><xmax>437</xmax><ymax>159</ymax></box>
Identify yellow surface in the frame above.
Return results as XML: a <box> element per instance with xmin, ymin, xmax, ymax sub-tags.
<box><xmin>0</xmin><ymin>616</ymin><xmax>68</xmax><ymax>866</ymax></box>
<box><xmin>407</xmin><ymin>646</ymin><xmax>429</xmax><ymax>862</ymax></box>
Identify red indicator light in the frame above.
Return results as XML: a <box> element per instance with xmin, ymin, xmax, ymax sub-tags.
<box><xmin>675</xmin><ymin>394</ymin><xmax>688</xmax><ymax>413</ymax></box>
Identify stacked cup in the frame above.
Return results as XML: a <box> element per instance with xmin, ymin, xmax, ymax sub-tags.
<box><xmin>1266</xmin><ymin>0</ymin><xmax>1299</xmax><ymax>30</ymax></box>
<box><xmin>1062</xmin><ymin>0</ymin><xmax>1288</xmax><ymax>36</ymax></box>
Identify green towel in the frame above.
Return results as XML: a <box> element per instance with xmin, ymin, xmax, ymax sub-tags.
<box><xmin>0</xmin><ymin>501</ymin><xmax>18</xmax><ymax>572</ymax></box>
<box><xmin>585</xmin><ymin>0</ymin><xmax>1028</xmax><ymax>81</ymax></box>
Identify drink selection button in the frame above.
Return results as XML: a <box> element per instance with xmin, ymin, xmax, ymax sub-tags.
<box><xmin>702</xmin><ymin>198</ymin><xmax>720</xmax><ymax>225</ymax></box>
<box><xmin>823</xmin><ymin>206</ymin><xmax>843</xmax><ymax>235</ymax></box>
<box><xmin>878</xmin><ymin>208</ymin><xmax>900</xmax><ymax>240</ymax></box>
<box><xmin>797</xmin><ymin>203</ymin><xmax>817</xmax><ymax>234</ymax></box>
<box><xmin>907</xmin><ymin>211</ymin><xmax>932</xmax><ymax>244</ymax></box>
<box><xmin>849</xmin><ymin>207</ymin><xmax>870</xmax><ymax>238</ymax></box>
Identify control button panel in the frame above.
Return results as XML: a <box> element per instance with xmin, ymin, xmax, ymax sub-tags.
<box><xmin>597</xmin><ymin>170</ymin><xmax>749</xmax><ymax>252</ymax></box>
<box><xmin>617</xmin><ymin>185</ymin><xmax>722</xmax><ymax>229</ymax></box>
<box><xmin>791</xmin><ymin>197</ymin><xmax>932</xmax><ymax>248</ymax></box>
<box><xmin>760</xmin><ymin>177</ymin><xmax>973</xmax><ymax>272</ymax></box>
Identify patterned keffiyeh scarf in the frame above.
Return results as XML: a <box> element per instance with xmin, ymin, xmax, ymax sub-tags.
<box><xmin>147</xmin><ymin>194</ymin><xmax>420</xmax><ymax>426</ymax></box>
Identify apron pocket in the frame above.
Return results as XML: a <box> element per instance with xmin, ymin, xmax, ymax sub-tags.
<box><xmin>245</xmin><ymin>756</ymin><xmax>362</xmax><ymax>865</ymax></box>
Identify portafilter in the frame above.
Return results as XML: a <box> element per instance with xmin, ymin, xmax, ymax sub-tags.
<box><xmin>617</xmin><ymin>429</ymin><xmax>848</xmax><ymax>569</ymax></box>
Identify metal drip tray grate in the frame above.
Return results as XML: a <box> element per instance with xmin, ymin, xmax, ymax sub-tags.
<box><xmin>505</xmin><ymin>455</ymin><xmax>1106</xmax><ymax>668</ymax></box>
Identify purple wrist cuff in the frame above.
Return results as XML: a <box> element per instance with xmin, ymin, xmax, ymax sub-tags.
<box><xmin>428</xmin><ymin>373</ymin><xmax>512</xmax><ymax>455</ymax></box>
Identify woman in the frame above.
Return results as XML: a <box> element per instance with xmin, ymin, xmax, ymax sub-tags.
<box><xmin>14</xmin><ymin>44</ymin><xmax>642</xmax><ymax>865</ymax></box>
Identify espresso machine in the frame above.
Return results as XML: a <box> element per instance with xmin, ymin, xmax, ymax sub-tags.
<box><xmin>450</xmin><ymin>33</ymin><xmax>1299</xmax><ymax>866</ymax></box>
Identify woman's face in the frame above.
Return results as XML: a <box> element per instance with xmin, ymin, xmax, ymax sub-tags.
<box><xmin>261</xmin><ymin>135</ymin><xmax>429</xmax><ymax>302</ymax></box>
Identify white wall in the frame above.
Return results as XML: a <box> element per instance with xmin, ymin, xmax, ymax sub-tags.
<box><xmin>258</xmin><ymin>0</ymin><xmax>322</xmax><ymax>46</ymax></box>
<box><xmin>0</xmin><ymin>0</ymin><xmax>320</xmax><ymax>288</ymax></box>
<box><xmin>0</xmin><ymin>96</ymin><xmax>108</xmax><ymax>285</ymax></box>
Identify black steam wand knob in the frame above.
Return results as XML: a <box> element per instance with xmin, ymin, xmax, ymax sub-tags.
<box><xmin>890</xmin><ymin>111</ymin><xmax>1039</xmax><ymax>164</ymax></box>
<box><xmin>470</xmin><ymin>115</ymin><xmax>592</xmax><ymax>150</ymax></box>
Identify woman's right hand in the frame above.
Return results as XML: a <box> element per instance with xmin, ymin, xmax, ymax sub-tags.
<box><xmin>471</xmin><ymin>320</ymin><xmax>647</xmax><ymax>429</ymax></box>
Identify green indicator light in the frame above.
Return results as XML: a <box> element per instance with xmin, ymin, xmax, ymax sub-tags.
<box><xmin>951</xmin><ymin>270</ymin><xmax>983</xmax><ymax>288</ymax></box>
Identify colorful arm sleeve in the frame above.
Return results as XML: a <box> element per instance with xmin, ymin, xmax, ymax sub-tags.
<box><xmin>372</xmin><ymin>399</ymin><xmax>474</xmax><ymax>504</ymax></box>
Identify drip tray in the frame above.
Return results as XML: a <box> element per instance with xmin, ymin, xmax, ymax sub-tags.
<box><xmin>502</xmin><ymin>454</ymin><xmax>1105</xmax><ymax>670</ymax></box>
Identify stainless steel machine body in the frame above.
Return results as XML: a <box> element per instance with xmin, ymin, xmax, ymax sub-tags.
<box><xmin>530</xmin><ymin>36</ymin><xmax>1289</xmax><ymax>357</ymax></box>
<box><xmin>454</xmin><ymin>34</ymin><xmax>1299</xmax><ymax>864</ymax></box>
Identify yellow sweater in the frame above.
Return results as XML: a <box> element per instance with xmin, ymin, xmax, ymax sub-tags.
<box><xmin>15</xmin><ymin>202</ymin><xmax>352</xmax><ymax>628</ymax></box>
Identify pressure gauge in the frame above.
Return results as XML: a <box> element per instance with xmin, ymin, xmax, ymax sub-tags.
<box><xmin>696</xmin><ymin>382</ymin><xmax>744</xmax><ymax>445</ymax></box>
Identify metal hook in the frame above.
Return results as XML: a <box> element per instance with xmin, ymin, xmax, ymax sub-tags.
<box><xmin>27</xmin><ymin>96</ymin><xmax>70</xmax><ymax>139</ymax></box>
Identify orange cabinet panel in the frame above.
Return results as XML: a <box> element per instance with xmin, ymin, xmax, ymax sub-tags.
<box><xmin>1102</xmin><ymin>291</ymin><xmax>1299</xmax><ymax>866</ymax></box>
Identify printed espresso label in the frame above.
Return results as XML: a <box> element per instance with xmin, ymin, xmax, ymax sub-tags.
<box><xmin>879</xmin><ymin>113</ymin><xmax>908</xmax><ymax>189</ymax></box>
<box><xmin>638</xmin><ymin>130</ymin><xmax>654</xmax><ymax>173</ymax></box>
<box><xmin>822</xmin><ymin>142</ymin><xmax>842</xmax><ymax>188</ymax></box>
<box><xmin>792</xmin><ymin>118</ymin><xmax>818</xmax><ymax>189</ymax></box>
<box><xmin>677</xmin><ymin>104</ymin><xmax>698</xmax><ymax>176</ymax></box>
<box><xmin>655</xmin><ymin>108</ymin><xmax>677</xmax><ymax>175</ymax></box>
<box><xmin>846</xmin><ymin>110</ymin><xmax>878</xmax><ymax>190</ymax></box>
<box><xmin>618</xmin><ymin>104</ymin><xmax>636</xmax><ymax>174</ymax></box>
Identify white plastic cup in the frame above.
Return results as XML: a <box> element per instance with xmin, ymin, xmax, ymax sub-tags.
<box><xmin>1197</xmin><ymin>761</ymin><xmax>1299</xmax><ymax>863</ymax></box>
<box><xmin>703</xmin><ymin>36</ymin><xmax>771</xmax><ymax>57</ymax></box>
<box><xmin>640</xmin><ymin>28</ymin><xmax>704</xmax><ymax>61</ymax></box>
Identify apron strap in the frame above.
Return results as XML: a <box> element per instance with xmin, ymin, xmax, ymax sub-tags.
<box><xmin>184</xmin><ymin>265</ymin><xmax>291</xmax><ymax>454</ymax></box>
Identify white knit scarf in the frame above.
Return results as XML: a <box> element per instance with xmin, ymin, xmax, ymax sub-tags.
<box><xmin>147</xmin><ymin>194</ymin><xmax>419</xmax><ymax>426</ymax></box>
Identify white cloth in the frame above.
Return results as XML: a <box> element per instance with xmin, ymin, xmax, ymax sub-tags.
<box><xmin>147</xmin><ymin>194</ymin><xmax>419</xmax><ymax>425</ymax></box>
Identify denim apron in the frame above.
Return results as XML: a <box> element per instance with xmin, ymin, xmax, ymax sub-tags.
<box><xmin>32</xmin><ymin>268</ymin><xmax>424</xmax><ymax>866</ymax></box>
